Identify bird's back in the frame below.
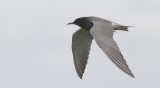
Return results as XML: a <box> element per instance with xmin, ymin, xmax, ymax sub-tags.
<box><xmin>89</xmin><ymin>16</ymin><xmax>114</xmax><ymax>38</ymax></box>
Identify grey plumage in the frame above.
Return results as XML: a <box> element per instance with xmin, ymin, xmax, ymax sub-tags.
<box><xmin>68</xmin><ymin>16</ymin><xmax>134</xmax><ymax>79</ymax></box>
<box><xmin>72</xmin><ymin>29</ymin><xmax>93</xmax><ymax>79</ymax></box>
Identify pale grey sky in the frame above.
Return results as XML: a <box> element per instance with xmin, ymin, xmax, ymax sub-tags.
<box><xmin>0</xmin><ymin>0</ymin><xmax>160</xmax><ymax>88</ymax></box>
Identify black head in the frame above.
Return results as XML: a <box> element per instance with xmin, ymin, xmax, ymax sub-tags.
<box><xmin>67</xmin><ymin>17</ymin><xmax>93</xmax><ymax>30</ymax></box>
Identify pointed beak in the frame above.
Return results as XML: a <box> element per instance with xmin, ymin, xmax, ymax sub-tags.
<box><xmin>67</xmin><ymin>22</ymin><xmax>74</xmax><ymax>25</ymax></box>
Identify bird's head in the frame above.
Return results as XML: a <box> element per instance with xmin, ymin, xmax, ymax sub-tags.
<box><xmin>67</xmin><ymin>17</ymin><xmax>93</xmax><ymax>30</ymax></box>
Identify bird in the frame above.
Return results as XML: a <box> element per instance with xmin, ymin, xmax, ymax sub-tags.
<box><xmin>67</xmin><ymin>16</ymin><xmax>134</xmax><ymax>79</ymax></box>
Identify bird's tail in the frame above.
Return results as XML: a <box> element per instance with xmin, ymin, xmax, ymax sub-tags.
<box><xmin>112</xmin><ymin>22</ymin><xmax>133</xmax><ymax>31</ymax></box>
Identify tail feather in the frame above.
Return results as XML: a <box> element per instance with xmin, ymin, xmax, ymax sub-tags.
<box><xmin>112</xmin><ymin>22</ymin><xmax>133</xmax><ymax>31</ymax></box>
<box><xmin>113</xmin><ymin>25</ymin><xmax>129</xmax><ymax>31</ymax></box>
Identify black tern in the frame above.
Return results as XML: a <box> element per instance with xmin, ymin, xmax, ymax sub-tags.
<box><xmin>67</xmin><ymin>16</ymin><xmax>134</xmax><ymax>79</ymax></box>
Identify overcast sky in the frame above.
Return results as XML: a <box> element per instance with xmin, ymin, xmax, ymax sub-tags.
<box><xmin>0</xmin><ymin>0</ymin><xmax>160</xmax><ymax>88</ymax></box>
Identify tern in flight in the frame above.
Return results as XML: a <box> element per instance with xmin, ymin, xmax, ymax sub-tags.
<box><xmin>67</xmin><ymin>16</ymin><xmax>134</xmax><ymax>79</ymax></box>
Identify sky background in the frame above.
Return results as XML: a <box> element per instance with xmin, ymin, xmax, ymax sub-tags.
<box><xmin>0</xmin><ymin>0</ymin><xmax>160</xmax><ymax>88</ymax></box>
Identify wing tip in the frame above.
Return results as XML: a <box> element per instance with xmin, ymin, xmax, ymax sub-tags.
<box><xmin>78</xmin><ymin>74</ymin><xmax>83</xmax><ymax>79</ymax></box>
<box><xmin>129</xmin><ymin>73</ymin><xmax>135</xmax><ymax>78</ymax></box>
<box><xmin>80</xmin><ymin>76</ymin><xmax>83</xmax><ymax>79</ymax></box>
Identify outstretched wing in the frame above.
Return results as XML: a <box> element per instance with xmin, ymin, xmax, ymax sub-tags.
<box><xmin>90</xmin><ymin>18</ymin><xmax>134</xmax><ymax>77</ymax></box>
<box><xmin>72</xmin><ymin>28</ymin><xmax>93</xmax><ymax>79</ymax></box>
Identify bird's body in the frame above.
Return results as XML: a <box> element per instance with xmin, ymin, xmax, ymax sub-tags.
<box><xmin>68</xmin><ymin>16</ymin><xmax>134</xmax><ymax>79</ymax></box>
